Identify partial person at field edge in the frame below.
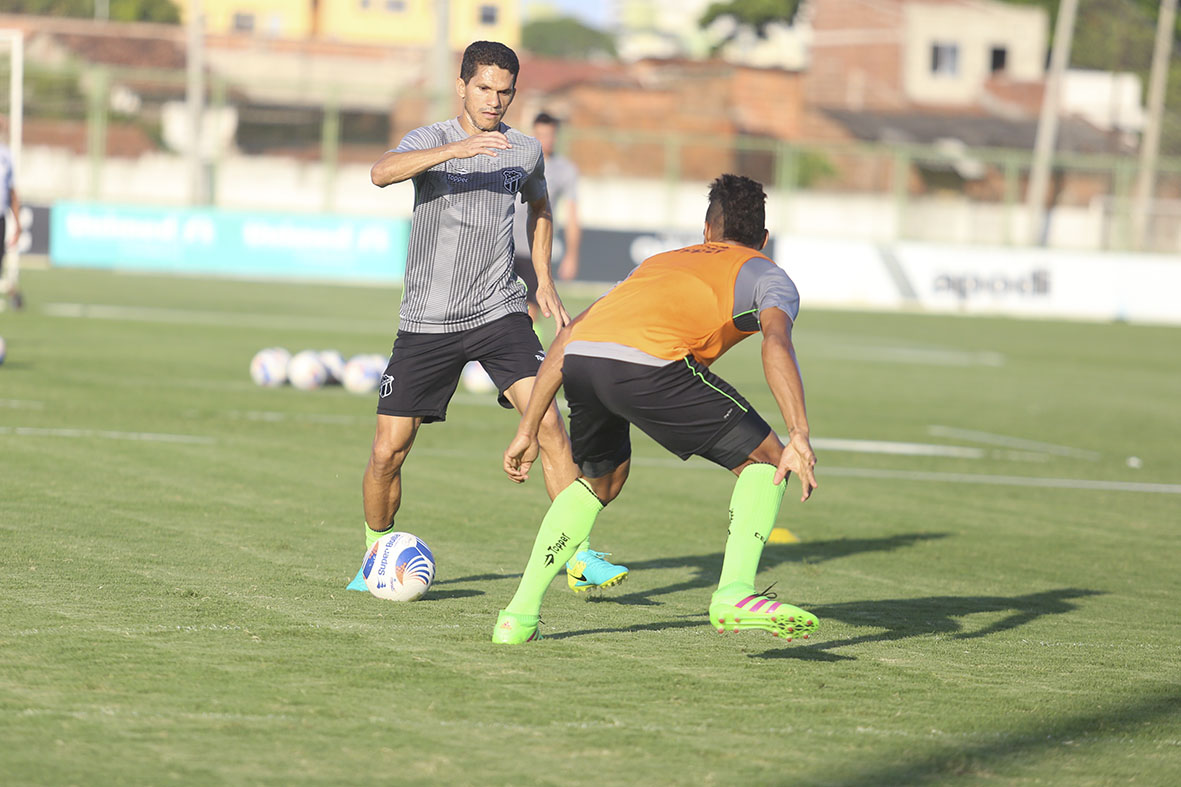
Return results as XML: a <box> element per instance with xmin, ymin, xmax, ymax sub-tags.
<box><xmin>0</xmin><ymin>129</ymin><xmax>23</xmax><ymax>311</ymax></box>
<box><xmin>349</xmin><ymin>41</ymin><xmax>627</xmax><ymax>594</ymax></box>
<box><xmin>494</xmin><ymin>174</ymin><xmax>819</xmax><ymax>644</ymax></box>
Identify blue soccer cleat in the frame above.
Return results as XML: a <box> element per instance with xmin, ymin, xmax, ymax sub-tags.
<box><xmin>566</xmin><ymin>549</ymin><xmax>628</xmax><ymax>593</ymax></box>
<box><xmin>346</xmin><ymin>564</ymin><xmax>368</xmax><ymax>592</ymax></box>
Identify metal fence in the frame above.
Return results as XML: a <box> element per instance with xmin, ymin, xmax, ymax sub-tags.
<box><xmin>9</xmin><ymin>61</ymin><xmax>1181</xmax><ymax>253</ymax></box>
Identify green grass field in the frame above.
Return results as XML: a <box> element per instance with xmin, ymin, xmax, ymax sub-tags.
<box><xmin>1</xmin><ymin>268</ymin><xmax>1178</xmax><ymax>786</ymax></box>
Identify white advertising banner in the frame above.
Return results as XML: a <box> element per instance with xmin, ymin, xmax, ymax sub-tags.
<box><xmin>776</xmin><ymin>237</ymin><xmax>904</xmax><ymax>310</ymax></box>
<box><xmin>896</xmin><ymin>244</ymin><xmax>1181</xmax><ymax>324</ymax></box>
<box><xmin>773</xmin><ymin>237</ymin><xmax>1181</xmax><ymax>324</ymax></box>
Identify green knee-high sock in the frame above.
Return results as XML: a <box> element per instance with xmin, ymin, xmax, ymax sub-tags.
<box><xmin>716</xmin><ymin>464</ymin><xmax>786</xmax><ymax>597</ymax></box>
<box><xmin>365</xmin><ymin>523</ymin><xmax>390</xmax><ymax>552</ymax></box>
<box><xmin>505</xmin><ymin>480</ymin><xmax>604</xmax><ymax>617</ymax></box>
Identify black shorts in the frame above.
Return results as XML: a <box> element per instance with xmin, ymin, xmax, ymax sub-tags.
<box><xmin>562</xmin><ymin>354</ymin><xmax>773</xmax><ymax>477</ymax></box>
<box><xmin>376</xmin><ymin>312</ymin><xmax>544</xmax><ymax>422</ymax></box>
<box><xmin>513</xmin><ymin>254</ymin><xmax>540</xmax><ymax>306</ymax></box>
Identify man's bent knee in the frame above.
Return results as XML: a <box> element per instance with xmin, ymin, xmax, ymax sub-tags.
<box><xmin>730</xmin><ymin>430</ymin><xmax>784</xmax><ymax>474</ymax></box>
<box><xmin>369</xmin><ymin>417</ymin><xmax>419</xmax><ymax>474</ymax></box>
<box><xmin>582</xmin><ymin>461</ymin><xmax>629</xmax><ymax>505</ymax></box>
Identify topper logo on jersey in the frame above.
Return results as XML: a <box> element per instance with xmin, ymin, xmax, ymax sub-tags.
<box><xmin>502</xmin><ymin>168</ymin><xmax>525</xmax><ymax>193</ymax></box>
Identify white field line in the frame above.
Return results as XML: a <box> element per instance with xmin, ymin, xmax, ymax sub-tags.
<box><xmin>806</xmin><ymin>437</ymin><xmax>1047</xmax><ymax>463</ymax></box>
<box><xmin>815</xmin><ymin>437</ymin><xmax>983</xmax><ymax>459</ymax></box>
<box><xmin>805</xmin><ymin>335</ymin><xmax>1005</xmax><ymax>367</ymax></box>
<box><xmin>0</xmin><ymin>399</ymin><xmax>44</xmax><ymax>409</ymax></box>
<box><xmin>0</xmin><ymin>426</ymin><xmax>214</xmax><ymax>444</ymax></box>
<box><xmin>43</xmin><ymin>302</ymin><xmax>388</xmax><ymax>335</ymax></box>
<box><xmin>928</xmin><ymin>425</ymin><xmax>1101</xmax><ymax>461</ymax></box>
<box><xmin>816</xmin><ymin>466</ymin><xmax>1181</xmax><ymax>495</ymax></box>
<box><xmin>222</xmin><ymin>410</ymin><xmax>364</xmax><ymax>425</ymax></box>
<box><xmin>627</xmin><ymin>456</ymin><xmax>1181</xmax><ymax>494</ymax></box>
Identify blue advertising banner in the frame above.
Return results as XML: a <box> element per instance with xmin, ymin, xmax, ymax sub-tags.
<box><xmin>49</xmin><ymin>202</ymin><xmax>409</xmax><ymax>281</ymax></box>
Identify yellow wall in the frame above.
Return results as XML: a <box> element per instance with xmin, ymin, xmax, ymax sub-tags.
<box><xmin>175</xmin><ymin>0</ymin><xmax>314</xmax><ymax>38</ymax></box>
<box><xmin>317</xmin><ymin>0</ymin><xmax>519</xmax><ymax>49</ymax></box>
<box><xmin>179</xmin><ymin>1</ymin><xmax>519</xmax><ymax>49</ymax></box>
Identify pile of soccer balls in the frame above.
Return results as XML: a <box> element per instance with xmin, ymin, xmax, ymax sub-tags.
<box><xmin>249</xmin><ymin>347</ymin><xmax>387</xmax><ymax>393</ymax></box>
<box><xmin>249</xmin><ymin>347</ymin><xmax>497</xmax><ymax>395</ymax></box>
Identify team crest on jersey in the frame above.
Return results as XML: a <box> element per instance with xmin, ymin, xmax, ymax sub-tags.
<box><xmin>502</xmin><ymin>167</ymin><xmax>526</xmax><ymax>193</ymax></box>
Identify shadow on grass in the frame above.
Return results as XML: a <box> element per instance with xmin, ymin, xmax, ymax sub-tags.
<box><xmin>545</xmin><ymin>619</ymin><xmax>704</xmax><ymax>640</ymax></box>
<box><xmin>601</xmin><ymin>532</ymin><xmax>950</xmax><ymax>607</ymax></box>
<box><xmin>754</xmin><ymin>588</ymin><xmax>1104</xmax><ymax>662</ymax></box>
<box><xmin>546</xmin><ymin>589</ymin><xmax>1102</xmax><ymax>655</ymax></box>
<box><xmin>828</xmin><ymin>688</ymin><xmax>1180</xmax><ymax>786</ymax></box>
<box><xmin>423</xmin><ymin>588</ymin><xmax>483</xmax><ymax>600</ymax></box>
<box><xmin>433</xmin><ymin>572</ymin><xmax>518</xmax><ymax>585</ymax></box>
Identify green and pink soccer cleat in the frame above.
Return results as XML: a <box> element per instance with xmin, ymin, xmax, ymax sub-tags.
<box><xmin>708</xmin><ymin>584</ymin><xmax>818</xmax><ymax>641</ymax></box>
<box><xmin>491</xmin><ymin>610</ymin><xmax>542</xmax><ymax>644</ymax></box>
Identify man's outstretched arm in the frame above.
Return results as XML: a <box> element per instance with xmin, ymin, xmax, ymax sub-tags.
<box><xmin>504</xmin><ymin>313</ymin><xmax>583</xmax><ymax>483</ymax></box>
<box><xmin>758</xmin><ymin>307</ymin><xmax>818</xmax><ymax>500</ymax></box>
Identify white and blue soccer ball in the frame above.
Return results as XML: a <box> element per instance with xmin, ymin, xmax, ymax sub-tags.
<box><xmin>342</xmin><ymin>354</ymin><xmax>382</xmax><ymax>394</ymax></box>
<box><xmin>0</xmin><ymin>335</ymin><xmax>6</xmax><ymax>365</ymax></box>
<box><xmin>461</xmin><ymin>361</ymin><xmax>496</xmax><ymax>394</ymax></box>
<box><xmin>287</xmin><ymin>350</ymin><xmax>328</xmax><ymax>390</ymax></box>
<box><xmin>249</xmin><ymin>348</ymin><xmax>287</xmax><ymax>387</ymax></box>
<box><xmin>267</xmin><ymin>346</ymin><xmax>292</xmax><ymax>369</ymax></box>
<box><xmin>363</xmin><ymin>531</ymin><xmax>435</xmax><ymax>601</ymax></box>
<box><xmin>318</xmin><ymin>349</ymin><xmax>346</xmax><ymax>384</ymax></box>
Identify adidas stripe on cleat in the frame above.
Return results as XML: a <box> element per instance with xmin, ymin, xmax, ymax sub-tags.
<box><xmin>708</xmin><ymin>592</ymin><xmax>818</xmax><ymax>642</ymax></box>
<box><xmin>491</xmin><ymin>610</ymin><xmax>542</xmax><ymax>645</ymax></box>
<box><xmin>566</xmin><ymin>549</ymin><xmax>628</xmax><ymax>593</ymax></box>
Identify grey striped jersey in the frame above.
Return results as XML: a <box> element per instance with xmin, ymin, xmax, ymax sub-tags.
<box><xmin>394</xmin><ymin>119</ymin><xmax>546</xmax><ymax>333</ymax></box>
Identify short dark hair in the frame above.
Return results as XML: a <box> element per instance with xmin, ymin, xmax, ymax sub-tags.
<box><xmin>460</xmin><ymin>41</ymin><xmax>520</xmax><ymax>84</ymax></box>
<box><xmin>533</xmin><ymin>112</ymin><xmax>560</xmax><ymax>127</ymax></box>
<box><xmin>705</xmin><ymin>174</ymin><xmax>766</xmax><ymax>248</ymax></box>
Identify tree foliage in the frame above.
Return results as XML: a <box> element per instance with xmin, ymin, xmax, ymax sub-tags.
<box><xmin>699</xmin><ymin>0</ymin><xmax>803</xmax><ymax>37</ymax></box>
<box><xmin>1002</xmin><ymin>0</ymin><xmax>1179</xmax><ymax>49</ymax></box>
<box><xmin>1004</xmin><ymin>0</ymin><xmax>1181</xmax><ymax>153</ymax></box>
<box><xmin>4</xmin><ymin>0</ymin><xmax>180</xmax><ymax>24</ymax></box>
<box><xmin>521</xmin><ymin>17</ymin><xmax>617</xmax><ymax>60</ymax></box>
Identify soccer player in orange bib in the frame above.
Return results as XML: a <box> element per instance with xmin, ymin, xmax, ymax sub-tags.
<box><xmin>493</xmin><ymin>174</ymin><xmax>819</xmax><ymax>644</ymax></box>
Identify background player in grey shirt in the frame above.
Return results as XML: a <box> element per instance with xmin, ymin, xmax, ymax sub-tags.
<box><xmin>348</xmin><ymin>41</ymin><xmax>627</xmax><ymax>594</ymax></box>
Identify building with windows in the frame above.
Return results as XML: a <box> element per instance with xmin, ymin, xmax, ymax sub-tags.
<box><xmin>172</xmin><ymin>0</ymin><xmax>519</xmax><ymax>48</ymax></box>
<box><xmin>804</xmin><ymin>0</ymin><xmax>1046</xmax><ymax>111</ymax></box>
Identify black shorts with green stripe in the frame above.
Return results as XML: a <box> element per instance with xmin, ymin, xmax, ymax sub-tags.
<box><xmin>562</xmin><ymin>353</ymin><xmax>773</xmax><ymax>477</ymax></box>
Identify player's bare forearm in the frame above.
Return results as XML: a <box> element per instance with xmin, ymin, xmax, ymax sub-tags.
<box><xmin>526</xmin><ymin>198</ymin><xmax>554</xmax><ymax>284</ymax></box>
<box><xmin>517</xmin><ymin>328</ymin><xmax>569</xmax><ymax>441</ymax></box>
<box><xmin>504</xmin><ymin>317</ymin><xmax>573</xmax><ymax>483</ymax></box>
<box><xmin>759</xmin><ymin>309</ymin><xmax>809</xmax><ymax>436</ymax></box>
<box><xmin>370</xmin><ymin>134</ymin><xmax>511</xmax><ymax>186</ymax></box>
<box><xmin>759</xmin><ymin>308</ymin><xmax>818</xmax><ymax>496</ymax></box>
<box><xmin>371</xmin><ymin>148</ymin><xmax>452</xmax><ymax>186</ymax></box>
<box><xmin>527</xmin><ymin>198</ymin><xmax>569</xmax><ymax>326</ymax></box>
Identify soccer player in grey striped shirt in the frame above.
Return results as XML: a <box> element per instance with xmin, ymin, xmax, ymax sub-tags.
<box><xmin>347</xmin><ymin>41</ymin><xmax>628</xmax><ymax>596</ymax></box>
